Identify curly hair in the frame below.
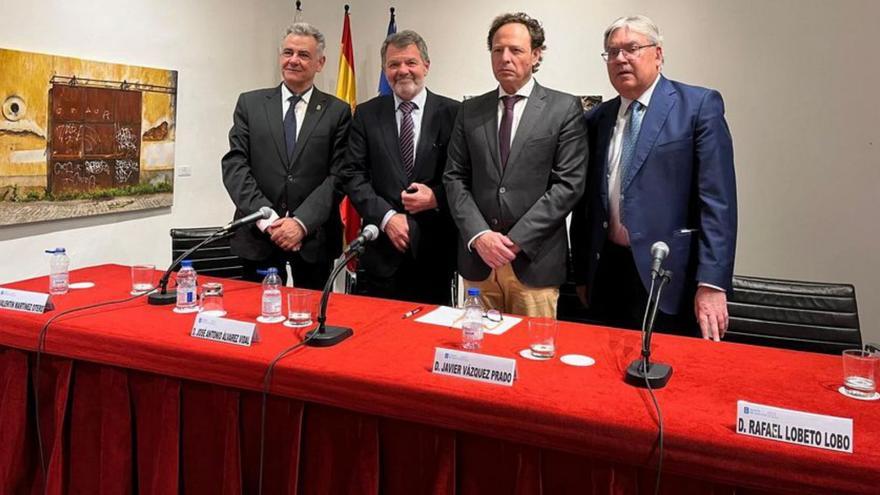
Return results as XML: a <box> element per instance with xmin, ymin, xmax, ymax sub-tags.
<box><xmin>486</xmin><ymin>12</ymin><xmax>546</xmax><ymax>72</ymax></box>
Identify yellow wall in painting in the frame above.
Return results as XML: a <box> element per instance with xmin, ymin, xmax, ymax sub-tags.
<box><xmin>0</xmin><ymin>48</ymin><xmax>176</xmax><ymax>191</ymax></box>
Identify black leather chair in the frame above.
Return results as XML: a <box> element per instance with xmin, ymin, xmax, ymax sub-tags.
<box><xmin>170</xmin><ymin>228</ymin><xmax>244</xmax><ymax>280</ymax></box>
<box><xmin>726</xmin><ymin>275</ymin><xmax>862</xmax><ymax>355</ymax></box>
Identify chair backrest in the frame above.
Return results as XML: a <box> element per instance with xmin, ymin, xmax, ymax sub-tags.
<box><xmin>726</xmin><ymin>275</ymin><xmax>861</xmax><ymax>354</ymax></box>
<box><xmin>170</xmin><ymin>228</ymin><xmax>244</xmax><ymax>280</ymax></box>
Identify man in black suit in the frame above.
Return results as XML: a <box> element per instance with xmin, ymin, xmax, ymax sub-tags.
<box><xmin>339</xmin><ymin>30</ymin><xmax>459</xmax><ymax>305</ymax></box>
<box><xmin>222</xmin><ymin>23</ymin><xmax>351</xmax><ymax>289</ymax></box>
<box><xmin>443</xmin><ymin>13</ymin><xmax>587</xmax><ymax>317</ymax></box>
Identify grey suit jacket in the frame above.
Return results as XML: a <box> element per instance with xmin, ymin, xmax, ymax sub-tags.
<box><xmin>221</xmin><ymin>85</ymin><xmax>351</xmax><ymax>263</ymax></box>
<box><xmin>443</xmin><ymin>82</ymin><xmax>587</xmax><ymax>287</ymax></box>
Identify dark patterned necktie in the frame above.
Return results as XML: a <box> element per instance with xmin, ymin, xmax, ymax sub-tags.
<box><xmin>284</xmin><ymin>94</ymin><xmax>300</xmax><ymax>159</ymax></box>
<box><xmin>398</xmin><ymin>100</ymin><xmax>417</xmax><ymax>178</ymax></box>
<box><xmin>619</xmin><ymin>100</ymin><xmax>644</xmax><ymax>187</ymax></box>
<box><xmin>499</xmin><ymin>95</ymin><xmax>524</xmax><ymax>168</ymax></box>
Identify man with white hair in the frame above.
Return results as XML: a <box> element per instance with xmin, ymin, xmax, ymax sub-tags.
<box><xmin>222</xmin><ymin>23</ymin><xmax>351</xmax><ymax>288</ymax></box>
<box><xmin>571</xmin><ymin>15</ymin><xmax>737</xmax><ymax>340</ymax></box>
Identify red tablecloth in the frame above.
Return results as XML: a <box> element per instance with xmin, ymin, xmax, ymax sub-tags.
<box><xmin>0</xmin><ymin>264</ymin><xmax>877</xmax><ymax>494</ymax></box>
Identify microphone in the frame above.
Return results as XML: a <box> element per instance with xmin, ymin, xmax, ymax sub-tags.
<box><xmin>650</xmin><ymin>241</ymin><xmax>669</xmax><ymax>279</ymax></box>
<box><xmin>345</xmin><ymin>224</ymin><xmax>379</xmax><ymax>253</ymax></box>
<box><xmin>222</xmin><ymin>206</ymin><xmax>273</xmax><ymax>232</ymax></box>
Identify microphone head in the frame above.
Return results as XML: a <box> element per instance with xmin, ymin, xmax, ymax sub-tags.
<box><xmin>259</xmin><ymin>206</ymin><xmax>273</xmax><ymax>219</ymax></box>
<box><xmin>362</xmin><ymin>224</ymin><xmax>379</xmax><ymax>241</ymax></box>
<box><xmin>650</xmin><ymin>241</ymin><xmax>669</xmax><ymax>259</ymax></box>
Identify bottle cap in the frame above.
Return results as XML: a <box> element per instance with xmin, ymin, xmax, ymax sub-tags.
<box><xmin>181</xmin><ymin>259</ymin><xmax>193</xmax><ymax>267</ymax></box>
<box><xmin>467</xmin><ymin>288</ymin><xmax>480</xmax><ymax>296</ymax></box>
<box><xmin>267</xmin><ymin>267</ymin><xmax>278</xmax><ymax>274</ymax></box>
<box><xmin>44</xmin><ymin>248</ymin><xmax>66</xmax><ymax>254</ymax></box>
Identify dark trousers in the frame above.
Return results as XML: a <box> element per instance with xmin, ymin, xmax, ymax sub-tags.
<box><xmin>241</xmin><ymin>252</ymin><xmax>332</xmax><ymax>291</ymax></box>
<box><xmin>357</xmin><ymin>255</ymin><xmax>453</xmax><ymax>306</ymax></box>
<box><xmin>587</xmin><ymin>241</ymin><xmax>697</xmax><ymax>337</ymax></box>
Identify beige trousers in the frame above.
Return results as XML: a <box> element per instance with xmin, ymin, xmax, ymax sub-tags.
<box><xmin>464</xmin><ymin>263</ymin><xmax>559</xmax><ymax>318</ymax></box>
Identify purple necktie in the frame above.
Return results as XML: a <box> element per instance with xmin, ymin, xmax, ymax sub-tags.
<box><xmin>499</xmin><ymin>95</ymin><xmax>523</xmax><ymax>168</ymax></box>
<box><xmin>398</xmin><ymin>100</ymin><xmax>417</xmax><ymax>179</ymax></box>
<box><xmin>283</xmin><ymin>94</ymin><xmax>300</xmax><ymax>159</ymax></box>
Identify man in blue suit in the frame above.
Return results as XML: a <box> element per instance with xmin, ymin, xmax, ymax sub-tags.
<box><xmin>571</xmin><ymin>15</ymin><xmax>737</xmax><ymax>341</ymax></box>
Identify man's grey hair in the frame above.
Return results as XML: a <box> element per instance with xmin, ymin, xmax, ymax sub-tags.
<box><xmin>603</xmin><ymin>15</ymin><xmax>664</xmax><ymax>49</ymax></box>
<box><xmin>380</xmin><ymin>30</ymin><xmax>430</xmax><ymax>66</ymax></box>
<box><xmin>283</xmin><ymin>22</ymin><xmax>326</xmax><ymax>55</ymax></box>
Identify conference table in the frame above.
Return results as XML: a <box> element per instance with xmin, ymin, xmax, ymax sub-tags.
<box><xmin>0</xmin><ymin>264</ymin><xmax>877</xmax><ymax>494</ymax></box>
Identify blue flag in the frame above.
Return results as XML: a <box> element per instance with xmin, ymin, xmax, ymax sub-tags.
<box><xmin>377</xmin><ymin>8</ymin><xmax>397</xmax><ymax>95</ymax></box>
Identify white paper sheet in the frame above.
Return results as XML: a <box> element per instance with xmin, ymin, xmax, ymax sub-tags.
<box><xmin>415</xmin><ymin>305</ymin><xmax>522</xmax><ymax>335</ymax></box>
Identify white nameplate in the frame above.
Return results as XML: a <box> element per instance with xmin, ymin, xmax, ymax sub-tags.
<box><xmin>736</xmin><ymin>400</ymin><xmax>853</xmax><ymax>453</ymax></box>
<box><xmin>432</xmin><ymin>347</ymin><xmax>516</xmax><ymax>387</ymax></box>
<box><xmin>190</xmin><ymin>314</ymin><xmax>256</xmax><ymax>347</ymax></box>
<box><xmin>0</xmin><ymin>288</ymin><xmax>51</xmax><ymax>314</ymax></box>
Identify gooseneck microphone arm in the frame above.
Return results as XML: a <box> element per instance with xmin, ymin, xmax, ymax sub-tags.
<box><xmin>147</xmin><ymin>230</ymin><xmax>232</xmax><ymax>305</ymax></box>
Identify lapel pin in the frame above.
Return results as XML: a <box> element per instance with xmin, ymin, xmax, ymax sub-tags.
<box><xmin>316</xmin><ymin>104</ymin><xmax>321</xmax><ymax>111</ymax></box>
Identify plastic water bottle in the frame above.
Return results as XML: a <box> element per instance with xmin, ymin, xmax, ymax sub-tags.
<box><xmin>45</xmin><ymin>248</ymin><xmax>70</xmax><ymax>295</ymax></box>
<box><xmin>175</xmin><ymin>260</ymin><xmax>199</xmax><ymax>313</ymax></box>
<box><xmin>462</xmin><ymin>288</ymin><xmax>484</xmax><ymax>350</ymax></box>
<box><xmin>261</xmin><ymin>267</ymin><xmax>283</xmax><ymax>320</ymax></box>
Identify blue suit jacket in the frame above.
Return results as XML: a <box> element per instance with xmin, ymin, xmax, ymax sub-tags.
<box><xmin>571</xmin><ymin>75</ymin><xmax>737</xmax><ymax>314</ymax></box>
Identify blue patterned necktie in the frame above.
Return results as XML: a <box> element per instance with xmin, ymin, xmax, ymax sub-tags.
<box><xmin>284</xmin><ymin>94</ymin><xmax>300</xmax><ymax>159</ymax></box>
<box><xmin>618</xmin><ymin>100</ymin><xmax>644</xmax><ymax>186</ymax></box>
<box><xmin>398</xmin><ymin>100</ymin><xmax>417</xmax><ymax>178</ymax></box>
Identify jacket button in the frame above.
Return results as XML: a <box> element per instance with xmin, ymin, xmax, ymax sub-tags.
<box><xmin>596</xmin><ymin>252</ymin><xmax>601</xmax><ymax>260</ymax></box>
<box><xmin>287</xmin><ymin>175</ymin><xmax>294</xmax><ymax>183</ymax></box>
<box><xmin>499</xmin><ymin>187</ymin><xmax>506</xmax><ymax>194</ymax></box>
<box><xmin>491</xmin><ymin>218</ymin><xmax>499</xmax><ymax>226</ymax></box>
<box><xmin>602</xmin><ymin>221</ymin><xmax>608</xmax><ymax>229</ymax></box>
<box><xmin>280</xmin><ymin>202</ymin><xmax>287</xmax><ymax>210</ymax></box>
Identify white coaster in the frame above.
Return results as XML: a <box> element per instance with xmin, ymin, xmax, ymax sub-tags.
<box><xmin>560</xmin><ymin>354</ymin><xmax>596</xmax><ymax>367</ymax></box>
<box><xmin>838</xmin><ymin>386</ymin><xmax>880</xmax><ymax>401</ymax></box>
<box><xmin>199</xmin><ymin>310</ymin><xmax>227</xmax><ymax>318</ymax></box>
<box><xmin>519</xmin><ymin>348</ymin><xmax>553</xmax><ymax>361</ymax></box>
<box><xmin>256</xmin><ymin>315</ymin><xmax>286</xmax><ymax>324</ymax></box>
<box><xmin>283</xmin><ymin>319</ymin><xmax>312</xmax><ymax>328</ymax></box>
<box><xmin>69</xmin><ymin>282</ymin><xmax>95</xmax><ymax>289</ymax></box>
<box><xmin>173</xmin><ymin>306</ymin><xmax>199</xmax><ymax>314</ymax></box>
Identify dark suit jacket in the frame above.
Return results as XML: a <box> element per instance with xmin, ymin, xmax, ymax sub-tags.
<box><xmin>339</xmin><ymin>90</ymin><xmax>459</xmax><ymax>277</ymax></box>
<box><xmin>221</xmin><ymin>85</ymin><xmax>351</xmax><ymax>264</ymax></box>
<box><xmin>571</xmin><ymin>75</ymin><xmax>737</xmax><ymax>314</ymax></box>
<box><xmin>444</xmin><ymin>82</ymin><xmax>588</xmax><ymax>287</ymax></box>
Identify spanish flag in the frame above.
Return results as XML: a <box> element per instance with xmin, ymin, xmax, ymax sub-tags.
<box><xmin>336</xmin><ymin>5</ymin><xmax>361</xmax><ymax>263</ymax></box>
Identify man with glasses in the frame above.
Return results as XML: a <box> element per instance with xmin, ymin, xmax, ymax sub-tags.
<box><xmin>571</xmin><ymin>15</ymin><xmax>737</xmax><ymax>341</ymax></box>
<box><xmin>222</xmin><ymin>23</ymin><xmax>351</xmax><ymax>289</ymax></box>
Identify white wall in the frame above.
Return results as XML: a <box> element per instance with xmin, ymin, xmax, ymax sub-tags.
<box><xmin>2</xmin><ymin>0</ymin><xmax>878</xmax><ymax>343</ymax></box>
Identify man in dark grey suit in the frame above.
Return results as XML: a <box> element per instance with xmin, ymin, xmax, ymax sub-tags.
<box><xmin>222</xmin><ymin>23</ymin><xmax>351</xmax><ymax>289</ymax></box>
<box><xmin>339</xmin><ymin>31</ymin><xmax>459</xmax><ymax>305</ymax></box>
<box><xmin>444</xmin><ymin>13</ymin><xmax>587</xmax><ymax>317</ymax></box>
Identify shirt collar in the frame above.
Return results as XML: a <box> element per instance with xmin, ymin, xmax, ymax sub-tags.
<box><xmin>393</xmin><ymin>86</ymin><xmax>428</xmax><ymax>111</ymax></box>
<box><xmin>282</xmin><ymin>84</ymin><xmax>313</xmax><ymax>105</ymax></box>
<box><xmin>497</xmin><ymin>76</ymin><xmax>536</xmax><ymax>100</ymax></box>
<box><xmin>619</xmin><ymin>73</ymin><xmax>661</xmax><ymax>114</ymax></box>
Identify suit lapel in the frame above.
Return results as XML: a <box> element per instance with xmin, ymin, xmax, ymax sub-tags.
<box><xmin>379</xmin><ymin>95</ymin><xmax>409</xmax><ymax>187</ymax></box>
<box><xmin>290</xmin><ymin>87</ymin><xmax>327</xmax><ymax>167</ymax></box>
<box><xmin>479</xmin><ymin>92</ymin><xmax>501</xmax><ymax>174</ymax></box>
<box><xmin>596</xmin><ymin>98</ymin><xmax>620</xmax><ymax>215</ymax></box>
<box><xmin>263</xmin><ymin>86</ymin><xmax>288</xmax><ymax>167</ymax></box>
<box><xmin>623</xmin><ymin>75</ymin><xmax>677</xmax><ymax>192</ymax></box>
<box><xmin>412</xmin><ymin>91</ymin><xmax>436</xmax><ymax>181</ymax></box>
<box><xmin>504</xmin><ymin>82</ymin><xmax>546</xmax><ymax>176</ymax></box>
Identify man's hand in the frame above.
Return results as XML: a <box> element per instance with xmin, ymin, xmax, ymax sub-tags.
<box><xmin>401</xmin><ymin>183</ymin><xmax>437</xmax><ymax>215</ymax></box>
<box><xmin>473</xmin><ymin>232</ymin><xmax>517</xmax><ymax>269</ymax></box>
<box><xmin>267</xmin><ymin>217</ymin><xmax>305</xmax><ymax>252</ymax></box>
<box><xmin>385</xmin><ymin>213</ymin><xmax>410</xmax><ymax>252</ymax></box>
<box><xmin>695</xmin><ymin>286</ymin><xmax>729</xmax><ymax>342</ymax></box>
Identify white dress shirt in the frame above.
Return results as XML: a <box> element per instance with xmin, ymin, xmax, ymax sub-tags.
<box><xmin>380</xmin><ymin>87</ymin><xmax>429</xmax><ymax>232</ymax></box>
<box><xmin>467</xmin><ymin>77</ymin><xmax>536</xmax><ymax>250</ymax></box>
<box><xmin>257</xmin><ymin>84</ymin><xmax>314</xmax><ymax>234</ymax></box>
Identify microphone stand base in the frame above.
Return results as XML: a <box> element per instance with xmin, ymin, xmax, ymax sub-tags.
<box><xmin>625</xmin><ymin>359</ymin><xmax>672</xmax><ymax>388</ymax></box>
<box><xmin>148</xmin><ymin>290</ymin><xmax>177</xmax><ymax>306</ymax></box>
<box><xmin>305</xmin><ymin>325</ymin><xmax>353</xmax><ymax>347</ymax></box>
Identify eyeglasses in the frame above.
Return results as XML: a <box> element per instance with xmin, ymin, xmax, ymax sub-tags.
<box><xmin>453</xmin><ymin>309</ymin><xmax>504</xmax><ymax>329</ymax></box>
<box><xmin>601</xmin><ymin>44</ymin><xmax>657</xmax><ymax>62</ymax></box>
